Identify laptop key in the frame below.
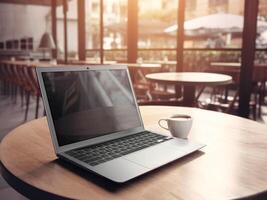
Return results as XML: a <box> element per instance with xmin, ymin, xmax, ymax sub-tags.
<box><xmin>66</xmin><ymin>131</ymin><xmax>173</xmax><ymax>166</ymax></box>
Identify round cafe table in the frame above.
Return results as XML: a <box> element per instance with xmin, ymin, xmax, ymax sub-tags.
<box><xmin>146</xmin><ymin>72</ymin><xmax>232</xmax><ymax>107</ymax></box>
<box><xmin>1</xmin><ymin>106</ymin><xmax>267</xmax><ymax>199</ymax></box>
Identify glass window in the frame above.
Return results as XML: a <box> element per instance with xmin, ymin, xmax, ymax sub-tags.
<box><xmin>85</xmin><ymin>0</ymin><xmax>101</xmax><ymax>62</ymax></box>
<box><xmin>183</xmin><ymin>0</ymin><xmax>244</xmax><ymax>72</ymax></box>
<box><xmin>103</xmin><ymin>0</ymin><xmax>127</xmax><ymax>62</ymax></box>
<box><xmin>55</xmin><ymin>0</ymin><xmax>78</xmax><ymax>61</ymax></box>
<box><xmin>186</xmin><ymin>0</ymin><xmax>197</xmax><ymax>11</ymax></box>
<box><xmin>209</xmin><ymin>0</ymin><xmax>228</xmax><ymax>8</ymax></box>
<box><xmin>138</xmin><ymin>0</ymin><xmax>177</xmax><ymax>49</ymax></box>
<box><xmin>255</xmin><ymin>0</ymin><xmax>267</xmax><ymax>64</ymax></box>
<box><xmin>138</xmin><ymin>0</ymin><xmax>177</xmax><ymax>62</ymax></box>
<box><xmin>184</xmin><ymin>0</ymin><xmax>244</xmax><ymax>49</ymax></box>
<box><xmin>257</xmin><ymin>0</ymin><xmax>267</xmax><ymax>49</ymax></box>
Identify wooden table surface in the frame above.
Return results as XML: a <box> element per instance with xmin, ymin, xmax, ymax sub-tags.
<box><xmin>145</xmin><ymin>72</ymin><xmax>232</xmax><ymax>86</ymax></box>
<box><xmin>145</xmin><ymin>72</ymin><xmax>232</xmax><ymax>106</ymax></box>
<box><xmin>1</xmin><ymin>106</ymin><xmax>267</xmax><ymax>199</ymax></box>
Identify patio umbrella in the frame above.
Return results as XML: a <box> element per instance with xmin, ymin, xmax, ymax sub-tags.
<box><xmin>164</xmin><ymin>13</ymin><xmax>267</xmax><ymax>33</ymax></box>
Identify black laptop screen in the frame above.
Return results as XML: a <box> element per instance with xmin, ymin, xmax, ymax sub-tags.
<box><xmin>42</xmin><ymin>69</ymin><xmax>142</xmax><ymax>146</ymax></box>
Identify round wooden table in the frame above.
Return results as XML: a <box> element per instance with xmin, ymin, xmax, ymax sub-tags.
<box><xmin>1</xmin><ymin>106</ymin><xmax>267</xmax><ymax>199</ymax></box>
<box><xmin>146</xmin><ymin>72</ymin><xmax>232</xmax><ymax>106</ymax></box>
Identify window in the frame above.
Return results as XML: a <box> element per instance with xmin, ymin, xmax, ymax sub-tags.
<box><xmin>103</xmin><ymin>0</ymin><xmax>127</xmax><ymax>62</ymax></box>
<box><xmin>184</xmin><ymin>0</ymin><xmax>244</xmax><ymax>72</ymax></box>
<box><xmin>209</xmin><ymin>0</ymin><xmax>227</xmax><ymax>7</ymax></box>
<box><xmin>186</xmin><ymin>0</ymin><xmax>197</xmax><ymax>11</ymax></box>
<box><xmin>255</xmin><ymin>0</ymin><xmax>267</xmax><ymax>64</ymax></box>
<box><xmin>55</xmin><ymin>0</ymin><xmax>78</xmax><ymax>60</ymax></box>
<box><xmin>85</xmin><ymin>0</ymin><xmax>128</xmax><ymax>63</ymax></box>
<box><xmin>138</xmin><ymin>0</ymin><xmax>177</xmax><ymax>62</ymax></box>
<box><xmin>85</xmin><ymin>0</ymin><xmax>101</xmax><ymax>62</ymax></box>
<box><xmin>184</xmin><ymin>0</ymin><xmax>244</xmax><ymax>49</ymax></box>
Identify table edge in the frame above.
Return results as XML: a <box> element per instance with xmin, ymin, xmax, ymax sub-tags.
<box><xmin>1</xmin><ymin>106</ymin><xmax>267</xmax><ymax>199</ymax></box>
<box><xmin>0</xmin><ymin>162</ymin><xmax>71</xmax><ymax>200</ymax></box>
<box><xmin>145</xmin><ymin>72</ymin><xmax>233</xmax><ymax>86</ymax></box>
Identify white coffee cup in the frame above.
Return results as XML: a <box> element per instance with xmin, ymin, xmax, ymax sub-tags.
<box><xmin>158</xmin><ymin>114</ymin><xmax>193</xmax><ymax>139</ymax></box>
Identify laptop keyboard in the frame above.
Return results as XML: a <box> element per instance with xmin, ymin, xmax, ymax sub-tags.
<box><xmin>66</xmin><ymin>131</ymin><xmax>172</xmax><ymax>166</ymax></box>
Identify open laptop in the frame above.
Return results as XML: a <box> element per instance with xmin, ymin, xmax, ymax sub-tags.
<box><xmin>36</xmin><ymin>65</ymin><xmax>205</xmax><ymax>183</ymax></box>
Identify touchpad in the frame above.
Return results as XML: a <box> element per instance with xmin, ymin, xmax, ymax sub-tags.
<box><xmin>123</xmin><ymin>141</ymin><xmax>187</xmax><ymax>169</ymax></box>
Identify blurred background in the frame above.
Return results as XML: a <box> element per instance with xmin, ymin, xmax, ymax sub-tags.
<box><xmin>0</xmin><ymin>1</ymin><xmax>266</xmax><ymax>121</ymax></box>
<box><xmin>0</xmin><ymin>0</ymin><xmax>266</xmax><ymax>63</ymax></box>
<box><xmin>0</xmin><ymin>0</ymin><xmax>267</xmax><ymax>198</ymax></box>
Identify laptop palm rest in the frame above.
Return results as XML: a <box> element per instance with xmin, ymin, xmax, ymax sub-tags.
<box><xmin>124</xmin><ymin>139</ymin><xmax>204</xmax><ymax>169</ymax></box>
<box><xmin>93</xmin><ymin>158</ymin><xmax>150</xmax><ymax>183</ymax></box>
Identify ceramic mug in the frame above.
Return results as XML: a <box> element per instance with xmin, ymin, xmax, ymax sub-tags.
<box><xmin>158</xmin><ymin>114</ymin><xmax>193</xmax><ymax>139</ymax></box>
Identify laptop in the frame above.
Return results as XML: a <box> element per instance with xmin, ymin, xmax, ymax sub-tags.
<box><xmin>36</xmin><ymin>65</ymin><xmax>205</xmax><ymax>183</ymax></box>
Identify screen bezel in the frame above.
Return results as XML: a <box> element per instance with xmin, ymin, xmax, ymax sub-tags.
<box><xmin>36</xmin><ymin>65</ymin><xmax>145</xmax><ymax>154</ymax></box>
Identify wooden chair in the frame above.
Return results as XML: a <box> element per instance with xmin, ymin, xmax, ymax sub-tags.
<box><xmin>253</xmin><ymin>65</ymin><xmax>267</xmax><ymax>117</ymax></box>
<box><xmin>133</xmin><ymin>83</ymin><xmax>150</xmax><ymax>101</ymax></box>
<box><xmin>257</xmin><ymin>80</ymin><xmax>266</xmax><ymax>117</ymax></box>
<box><xmin>0</xmin><ymin>62</ymin><xmax>9</xmax><ymax>95</ymax></box>
<box><xmin>3</xmin><ymin>63</ymin><xmax>14</xmax><ymax>96</ymax></box>
<box><xmin>10</xmin><ymin>63</ymin><xmax>26</xmax><ymax>104</ymax></box>
<box><xmin>199</xmin><ymin>67</ymin><xmax>258</xmax><ymax>119</ymax></box>
<box><xmin>149</xmin><ymin>90</ymin><xmax>176</xmax><ymax>101</ymax></box>
<box><xmin>200</xmin><ymin>84</ymin><xmax>257</xmax><ymax>120</ymax></box>
<box><xmin>23</xmin><ymin>66</ymin><xmax>41</xmax><ymax>121</ymax></box>
<box><xmin>17</xmin><ymin>64</ymin><xmax>32</xmax><ymax>109</ymax></box>
<box><xmin>137</xmin><ymin>82</ymin><xmax>182</xmax><ymax>106</ymax></box>
<box><xmin>13</xmin><ymin>64</ymin><xmax>27</xmax><ymax>107</ymax></box>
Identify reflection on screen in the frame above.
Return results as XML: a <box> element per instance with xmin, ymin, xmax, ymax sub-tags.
<box><xmin>42</xmin><ymin>69</ymin><xmax>142</xmax><ymax>146</ymax></box>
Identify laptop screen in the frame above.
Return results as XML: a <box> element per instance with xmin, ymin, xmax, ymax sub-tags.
<box><xmin>42</xmin><ymin>69</ymin><xmax>142</xmax><ymax>146</ymax></box>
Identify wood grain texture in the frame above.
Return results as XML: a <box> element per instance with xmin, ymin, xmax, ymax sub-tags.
<box><xmin>1</xmin><ymin>106</ymin><xmax>267</xmax><ymax>199</ymax></box>
<box><xmin>146</xmin><ymin>72</ymin><xmax>232</xmax><ymax>86</ymax></box>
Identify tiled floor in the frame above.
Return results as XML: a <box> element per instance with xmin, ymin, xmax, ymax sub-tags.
<box><xmin>0</xmin><ymin>91</ymin><xmax>266</xmax><ymax>199</ymax></box>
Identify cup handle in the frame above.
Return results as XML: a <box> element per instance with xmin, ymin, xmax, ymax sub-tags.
<box><xmin>158</xmin><ymin>119</ymin><xmax>169</xmax><ymax>131</ymax></box>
